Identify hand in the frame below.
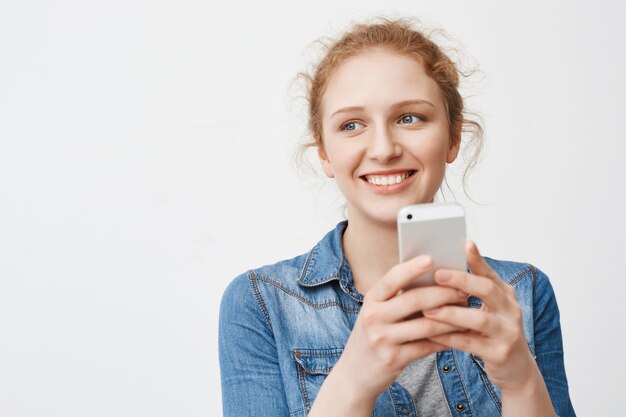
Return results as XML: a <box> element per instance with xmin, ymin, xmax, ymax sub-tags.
<box><xmin>423</xmin><ymin>241</ymin><xmax>536</xmax><ymax>391</ymax></box>
<box><xmin>336</xmin><ymin>255</ymin><xmax>469</xmax><ymax>400</ymax></box>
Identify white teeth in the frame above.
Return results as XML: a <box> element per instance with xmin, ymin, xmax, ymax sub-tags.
<box><xmin>366</xmin><ymin>171</ymin><xmax>411</xmax><ymax>186</ymax></box>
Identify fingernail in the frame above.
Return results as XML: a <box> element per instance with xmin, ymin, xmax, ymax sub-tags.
<box><xmin>436</xmin><ymin>270</ymin><xmax>451</xmax><ymax>282</ymax></box>
<box><xmin>469</xmin><ymin>240</ymin><xmax>479</xmax><ymax>255</ymax></box>
<box><xmin>417</xmin><ymin>255</ymin><xmax>432</xmax><ymax>267</ymax></box>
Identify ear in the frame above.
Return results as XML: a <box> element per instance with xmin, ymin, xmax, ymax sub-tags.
<box><xmin>446</xmin><ymin>129</ymin><xmax>461</xmax><ymax>164</ymax></box>
<box><xmin>317</xmin><ymin>145</ymin><xmax>335</xmax><ymax>178</ymax></box>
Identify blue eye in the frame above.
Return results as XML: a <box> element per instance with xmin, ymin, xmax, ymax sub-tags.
<box><xmin>399</xmin><ymin>114</ymin><xmax>421</xmax><ymax>124</ymax></box>
<box><xmin>341</xmin><ymin>121</ymin><xmax>364</xmax><ymax>131</ymax></box>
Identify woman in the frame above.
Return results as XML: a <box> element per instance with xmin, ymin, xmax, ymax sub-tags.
<box><xmin>219</xmin><ymin>18</ymin><xmax>575</xmax><ymax>417</ymax></box>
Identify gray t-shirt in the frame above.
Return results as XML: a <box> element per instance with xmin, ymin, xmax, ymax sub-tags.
<box><xmin>395</xmin><ymin>353</ymin><xmax>452</xmax><ymax>417</ymax></box>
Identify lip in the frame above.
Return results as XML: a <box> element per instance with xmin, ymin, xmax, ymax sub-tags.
<box><xmin>360</xmin><ymin>169</ymin><xmax>418</xmax><ymax>194</ymax></box>
<box><xmin>361</xmin><ymin>168</ymin><xmax>415</xmax><ymax>176</ymax></box>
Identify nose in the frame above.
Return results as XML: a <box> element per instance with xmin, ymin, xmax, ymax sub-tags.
<box><xmin>366</xmin><ymin>124</ymin><xmax>402</xmax><ymax>163</ymax></box>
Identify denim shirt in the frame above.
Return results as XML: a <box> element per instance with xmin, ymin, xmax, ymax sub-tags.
<box><xmin>219</xmin><ymin>221</ymin><xmax>576</xmax><ymax>417</ymax></box>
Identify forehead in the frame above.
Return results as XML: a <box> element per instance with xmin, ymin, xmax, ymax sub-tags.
<box><xmin>321</xmin><ymin>48</ymin><xmax>444</xmax><ymax>116</ymax></box>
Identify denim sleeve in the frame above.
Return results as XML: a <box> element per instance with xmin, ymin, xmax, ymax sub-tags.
<box><xmin>533</xmin><ymin>267</ymin><xmax>576</xmax><ymax>417</ymax></box>
<box><xmin>218</xmin><ymin>273</ymin><xmax>290</xmax><ymax>417</ymax></box>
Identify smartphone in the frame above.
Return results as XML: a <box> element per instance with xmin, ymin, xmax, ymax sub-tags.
<box><xmin>397</xmin><ymin>203</ymin><xmax>466</xmax><ymax>289</ymax></box>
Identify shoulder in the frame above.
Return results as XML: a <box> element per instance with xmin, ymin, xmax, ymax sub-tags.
<box><xmin>220</xmin><ymin>252</ymin><xmax>310</xmax><ymax>313</ymax></box>
<box><xmin>481</xmin><ymin>256</ymin><xmax>559</xmax><ymax>321</ymax></box>
<box><xmin>221</xmin><ymin>221</ymin><xmax>348</xmax><ymax>307</ymax></box>
<box><xmin>247</xmin><ymin>252</ymin><xmax>311</xmax><ymax>288</ymax></box>
<box><xmin>237</xmin><ymin>252</ymin><xmax>312</xmax><ymax>300</ymax></box>
<box><xmin>482</xmin><ymin>256</ymin><xmax>551</xmax><ymax>289</ymax></box>
<box><xmin>480</xmin><ymin>256</ymin><xmax>557</xmax><ymax>316</ymax></box>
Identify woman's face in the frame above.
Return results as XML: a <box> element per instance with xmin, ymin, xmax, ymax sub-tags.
<box><xmin>318</xmin><ymin>48</ymin><xmax>460</xmax><ymax>226</ymax></box>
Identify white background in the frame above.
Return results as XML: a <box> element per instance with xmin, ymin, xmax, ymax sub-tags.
<box><xmin>1</xmin><ymin>0</ymin><xmax>624</xmax><ymax>416</ymax></box>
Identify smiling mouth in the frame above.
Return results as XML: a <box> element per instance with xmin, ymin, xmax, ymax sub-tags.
<box><xmin>361</xmin><ymin>170</ymin><xmax>417</xmax><ymax>186</ymax></box>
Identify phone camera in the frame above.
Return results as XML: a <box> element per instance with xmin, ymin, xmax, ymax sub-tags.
<box><xmin>407</xmin><ymin>214</ymin><xmax>413</xmax><ymax>220</ymax></box>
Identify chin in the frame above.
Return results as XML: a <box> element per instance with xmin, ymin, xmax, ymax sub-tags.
<box><xmin>363</xmin><ymin>204</ymin><xmax>409</xmax><ymax>227</ymax></box>
<box><xmin>347</xmin><ymin>193</ymin><xmax>438</xmax><ymax>227</ymax></box>
<box><xmin>372</xmin><ymin>213</ymin><xmax>399</xmax><ymax>227</ymax></box>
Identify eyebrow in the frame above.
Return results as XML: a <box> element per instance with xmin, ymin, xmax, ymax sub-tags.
<box><xmin>330</xmin><ymin>99</ymin><xmax>435</xmax><ymax>119</ymax></box>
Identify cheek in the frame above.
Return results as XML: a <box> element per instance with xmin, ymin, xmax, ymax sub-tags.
<box><xmin>331</xmin><ymin>148</ymin><xmax>360</xmax><ymax>177</ymax></box>
<box><xmin>404</xmin><ymin>124</ymin><xmax>451</xmax><ymax>158</ymax></box>
<box><xmin>427</xmin><ymin>128</ymin><xmax>453</xmax><ymax>160</ymax></box>
<box><xmin>410</xmin><ymin>139</ymin><xmax>450</xmax><ymax>165</ymax></box>
<box><xmin>322</xmin><ymin>136</ymin><xmax>365</xmax><ymax>174</ymax></box>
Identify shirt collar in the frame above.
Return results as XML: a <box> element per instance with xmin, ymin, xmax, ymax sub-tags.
<box><xmin>297</xmin><ymin>221</ymin><xmax>364</xmax><ymax>302</ymax></box>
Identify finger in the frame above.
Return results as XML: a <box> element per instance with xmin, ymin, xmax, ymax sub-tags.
<box><xmin>381</xmin><ymin>285</ymin><xmax>467</xmax><ymax>322</ymax></box>
<box><xmin>465</xmin><ymin>240</ymin><xmax>506</xmax><ymax>290</ymax></box>
<box><xmin>396</xmin><ymin>339</ymin><xmax>448</xmax><ymax>364</ymax></box>
<box><xmin>386</xmin><ymin>317</ymin><xmax>465</xmax><ymax>343</ymax></box>
<box><xmin>428</xmin><ymin>331</ymin><xmax>490</xmax><ymax>358</ymax></box>
<box><xmin>422</xmin><ymin>305</ymin><xmax>502</xmax><ymax>336</ymax></box>
<box><xmin>433</xmin><ymin>269</ymin><xmax>509</xmax><ymax>311</ymax></box>
<box><xmin>431</xmin><ymin>326</ymin><xmax>531</xmax><ymax>371</ymax></box>
<box><xmin>366</xmin><ymin>255</ymin><xmax>434</xmax><ymax>302</ymax></box>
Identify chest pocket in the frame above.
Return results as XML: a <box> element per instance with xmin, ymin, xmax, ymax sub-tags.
<box><xmin>292</xmin><ymin>348</ymin><xmax>343</xmax><ymax>413</ymax></box>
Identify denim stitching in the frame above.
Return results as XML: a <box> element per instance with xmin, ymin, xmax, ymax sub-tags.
<box><xmin>407</xmin><ymin>390</ymin><xmax>418</xmax><ymax>417</ymax></box>
<box><xmin>470</xmin><ymin>355</ymin><xmax>502</xmax><ymax>412</ymax></box>
<box><xmin>451</xmin><ymin>350</ymin><xmax>475</xmax><ymax>416</ymax></box>
<box><xmin>339</xmin><ymin>255</ymin><xmax>366</xmax><ymax>303</ymax></box>
<box><xmin>468</xmin><ymin>264</ymin><xmax>534</xmax><ymax>308</ymax></box>
<box><xmin>297</xmin><ymin>247</ymin><xmax>343</xmax><ymax>286</ymax></box>
<box><xmin>508</xmin><ymin>265</ymin><xmax>534</xmax><ymax>287</ymax></box>
<box><xmin>293</xmin><ymin>349</ymin><xmax>343</xmax><ymax>413</ymax></box>
<box><xmin>387</xmin><ymin>384</ymin><xmax>401</xmax><ymax>417</ymax></box>
<box><xmin>298</xmin><ymin>248</ymin><xmax>316</xmax><ymax>283</ymax></box>
<box><xmin>530</xmin><ymin>265</ymin><xmax>538</xmax><ymax>357</ymax></box>
<box><xmin>292</xmin><ymin>349</ymin><xmax>343</xmax><ymax>373</ymax></box>
<box><xmin>531</xmin><ymin>264</ymin><xmax>538</xmax><ymax>292</ymax></box>
<box><xmin>478</xmin><ymin>370</ymin><xmax>502</xmax><ymax>412</ymax></box>
<box><xmin>392</xmin><ymin>381</ymin><xmax>418</xmax><ymax>417</ymax></box>
<box><xmin>508</xmin><ymin>265</ymin><xmax>538</xmax><ymax>357</ymax></box>
<box><xmin>298</xmin><ymin>274</ymin><xmax>344</xmax><ymax>287</ymax></box>
<box><xmin>247</xmin><ymin>271</ymin><xmax>274</xmax><ymax>332</ymax></box>
<box><xmin>292</xmin><ymin>349</ymin><xmax>344</xmax><ymax>356</ymax></box>
<box><xmin>251</xmin><ymin>272</ymin><xmax>361</xmax><ymax>313</ymax></box>
<box><xmin>293</xmin><ymin>355</ymin><xmax>312</xmax><ymax>412</ymax></box>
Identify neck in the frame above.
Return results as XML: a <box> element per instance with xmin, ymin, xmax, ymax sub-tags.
<box><xmin>342</xmin><ymin>210</ymin><xmax>399</xmax><ymax>296</ymax></box>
